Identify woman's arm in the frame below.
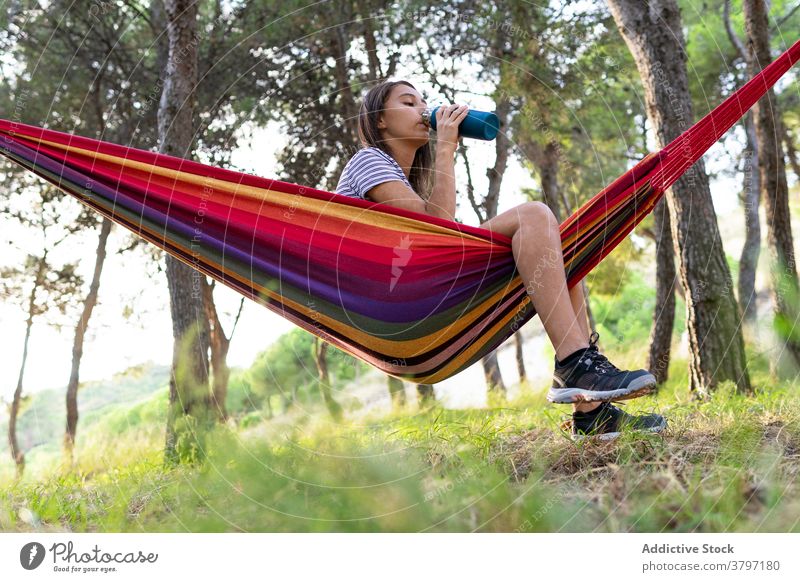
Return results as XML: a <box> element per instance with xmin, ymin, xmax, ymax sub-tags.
<box><xmin>364</xmin><ymin>104</ymin><xmax>468</xmax><ymax>220</ymax></box>
<box><xmin>365</xmin><ymin>180</ymin><xmax>429</xmax><ymax>215</ymax></box>
<box><xmin>426</xmin><ymin>104</ymin><xmax>468</xmax><ymax>221</ymax></box>
<box><xmin>426</xmin><ymin>144</ymin><xmax>457</xmax><ymax>221</ymax></box>
<box><xmin>360</xmin><ymin>145</ymin><xmax>458</xmax><ymax>220</ymax></box>
<box><xmin>363</xmin><ymin>158</ymin><xmax>455</xmax><ymax>220</ymax></box>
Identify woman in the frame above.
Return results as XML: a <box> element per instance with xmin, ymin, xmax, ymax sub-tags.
<box><xmin>336</xmin><ymin>80</ymin><xmax>666</xmax><ymax>440</ymax></box>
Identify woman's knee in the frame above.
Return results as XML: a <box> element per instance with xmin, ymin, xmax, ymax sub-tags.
<box><xmin>519</xmin><ymin>201</ymin><xmax>557</xmax><ymax>226</ymax></box>
<box><xmin>482</xmin><ymin>201</ymin><xmax>557</xmax><ymax>236</ymax></box>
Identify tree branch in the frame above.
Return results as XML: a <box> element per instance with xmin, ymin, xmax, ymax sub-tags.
<box><xmin>723</xmin><ymin>0</ymin><xmax>747</xmax><ymax>62</ymax></box>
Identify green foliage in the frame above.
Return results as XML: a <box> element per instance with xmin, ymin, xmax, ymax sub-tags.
<box><xmin>771</xmin><ymin>257</ymin><xmax>800</xmax><ymax>345</ymax></box>
<box><xmin>584</xmin><ymin>236</ymin><xmax>645</xmax><ymax>295</ymax></box>
<box><xmin>0</xmin><ymin>363</ymin><xmax>169</xmax><ymax>458</ymax></box>
<box><xmin>245</xmin><ymin>328</ymin><xmax>367</xmax><ymax>413</ymax></box>
<box><xmin>224</xmin><ymin>369</ymin><xmax>258</xmax><ymax>415</ymax></box>
<box><xmin>172</xmin><ymin>414</ymin><xmax>213</xmax><ymax>466</ymax></box>
<box><xmin>87</xmin><ymin>388</ymin><xmax>169</xmax><ymax>436</ymax></box>
<box><xmin>588</xmin><ymin>268</ymin><xmax>656</xmax><ymax>349</ymax></box>
<box><xmin>248</xmin><ymin>328</ymin><xmax>316</xmax><ymax>402</ymax></box>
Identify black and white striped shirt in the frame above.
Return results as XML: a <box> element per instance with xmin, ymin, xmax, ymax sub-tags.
<box><xmin>335</xmin><ymin>147</ymin><xmax>415</xmax><ymax>200</ymax></box>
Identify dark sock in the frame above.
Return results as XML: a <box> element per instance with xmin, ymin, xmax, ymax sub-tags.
<box><xmin>575</xmin><ymin>403</ymin><xmax>605</xmax><ymax>417</ymax></box>
<box><xmin>556</xmin><ymin>346</ymin><xmax>588</xmax><ymax>367</ymax></box>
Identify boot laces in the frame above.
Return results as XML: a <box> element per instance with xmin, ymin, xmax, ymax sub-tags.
<box><xmin>583</xmin><ymin>332</ymin><xmax>621</xmax><ymax>373</ymax></box>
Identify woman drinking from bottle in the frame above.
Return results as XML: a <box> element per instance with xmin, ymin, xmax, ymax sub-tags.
<box><xmin>335</xmin><ymin>79</ymin><xmax>666</xmax><ymax>440</ymax></box>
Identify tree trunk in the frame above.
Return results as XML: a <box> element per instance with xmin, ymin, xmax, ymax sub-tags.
<box><xmin>387</xmin><ymin>376</ymin><xmax>407</xmax><ymax>410</ymax></box>
<box><xmin>328</xmin><ymin>2</ymin><xmax>359</xmax><ymax>152</ymax></box>
<box><xmin>513</xmin><ymin>331</ymin><xmax>528</xmax><ymax>388</ymax></box>
<box><xmin>723</xmin><ymin>0</ymin><xmax>762</xmax><ymax>326</ymax></box>
<box><xmin>158</xmin><ymin>0</ymin><xmax>211</xmax><ymax>465</ymax></box>
<box><xmin>479</xmin><ymin>91</ymin><xmax>513</xmax><ymax>398</ymax></box>
<box><xmin>538</xmin><ymin>142</ymin><xmax>562</xmax><ymax>213</ymax></box>
<box><xmin>201</xmin><ymin>278</ymin><xmax>235</xmax><ymax>422</ymax></box>
<box><xmin>739</xmin><ymin>112</ymin><xmax>762</xmax><ymax>323</ymax></box>
<box><xmin>743</xmin><ymin>0</ymin><xmax>800</xmax><ymax>375</ymax></box>
<box><xmin>416</xmin><ymin>384</ymin><xmax>435</xmax><ymax>407</ymax></box>
<box><xmin>8</xmin><ymin>256</ymin><xmax>45</xmax><ymax>478</ymax></box>
<box><xmin>65</xmin><ymin>217</ymin><xmax>112</xmax><ymax>462</ymax></box>
<box><xmin>482</xmin><ymin>351</ymin><xmax>505</xmax><ymax>398</ymax></box>
<box><xmin>781</xmin><ymin>123</ymin><xmax>800</xmax><ymax>184</ymax></box>
<box><xmin>607</xmin><ymin>0</ymin><xmax>751</xmax><ymax>396</ymax></box>
<box><xmin>9</xmin><ymin>287</ymin><xmax>38</xmax><ymax>478</ymax></box>
<box><xmin>264</xmin><ymin>392</ymin><xmax>273</xmax><ymax>419</ymax></box>
<box><xmin>647</xmin><ymin>197</ymin><xmax>676</xmax><ymax>385</ymax></box>
<box><xmin>314</xmin><ymin>339</ymin><xmax>342</xmax><ymax>421</ymax></box>
<box><xmin>9</xmin><ymin>314</ymin><xmax>32</xmax><ymax>479</ymax></box>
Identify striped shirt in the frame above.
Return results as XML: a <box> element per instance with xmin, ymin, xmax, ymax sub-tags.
<box><xmin>335</xmin><ymin>146</ymin><xmax>415</xmax><ymax>200</ymax></box>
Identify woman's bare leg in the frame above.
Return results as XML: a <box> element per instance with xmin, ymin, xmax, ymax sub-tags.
<box><xmin>565</xmin><ymin>282</ymin><xmax>599</xmax><ymax>412</ymax></box>
<box><xmin>480</xmin><ymin>202</ymin><xmax>599</xmax><ymax>413</ymax></box>
<box><xmin>568</xmin><ymin>280</ymin><xmax>591</xmax><ymax>339</ymax></box>
<box><xmin>481</xmin><ymin>202</ymin><xmax>587</xmax><ymax>359</ymax></box>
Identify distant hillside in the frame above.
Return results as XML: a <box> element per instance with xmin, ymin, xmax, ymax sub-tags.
<box><xmin>0</xmin><ymin>361</ymin><xmax>170</xmax><ymax>453</ymax></box>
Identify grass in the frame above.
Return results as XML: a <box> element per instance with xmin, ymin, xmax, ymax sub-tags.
<box><xmin>1</xmin><ymin>341</ymin><xmax>799</xmax><ymax>532</ymax></box>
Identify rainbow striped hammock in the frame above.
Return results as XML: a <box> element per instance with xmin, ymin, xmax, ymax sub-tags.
<box><xmin>1</xmin><ymin>40</ymin><xmax>798</xmax><ymax>384</ymax></box>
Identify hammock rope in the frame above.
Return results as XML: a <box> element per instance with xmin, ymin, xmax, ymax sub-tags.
<box><xmin>1</xmin><ymin>39</ymin><xmax>798</xmax><ymax>384</ymax></box>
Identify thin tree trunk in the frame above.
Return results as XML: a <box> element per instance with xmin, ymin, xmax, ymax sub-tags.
<box><xmin>264</xmin><ymin>392</ymin><xmax>273</xmax><ymax>419</ymax></box>
<box><xmin>359</xmin><ymin>1</ymin><xmax>384</xmax><ymax>81</ymax></box>
<box><xmin>480</xmin><ymin>91</ymin><xmax>513</xmax><ymax>398</ymax></box>
<box><xmin>328</xmin><ymin>2</ymin><xmax>359</xmax><ymax>152</ymax></box>
<box><xmin>202</xmin><ymin>279</ymin><xmax>243</xmax><ymax>422</ymax></box>
<box><xmin>739</xmin><ymin>113</ymin><xmax>762</xmax><ymax>323</ymax></box>
<box><xmin>387</xmin><ymin>376</ymin><xmax>407</xmax><ymax>409</ymax></box>
<box><xmin>416</xmin><ymin>384</ymin><xmax>435</xmax><ymax>407</ymax></box>
<box><xmin>582</xmin><ymin>280</ymin><xmax>597</xmax><ymax>345</ymax></box>
<box><xmin>64</xmin><ymin>217</ymin><xmax>112</xmax><ymax>462</ymax></box>
<box><xmin>482</xmin><ymin>351</ymin><xmax>505</xmax><ymax>397</ymax></box>
<box><xmin>158</xmin><ymin>0</ymin><xmax>211</xmax><ymax>465</ymax></box>
<box><xmin>9</xmin><ymin>256</ymin><xmax>46</xmax><ymax>477</ymax></box>
<box><xmin>538</xmin><ymin>142</ymin><xmax>562</xmax><ymax>213</ymax></box>
<box><xmin>781</xmin><ymin>124</ymin><xmax>800</xmax><ymax>184</ymax></box>
<box><xmin>64</xmin><ymin>75</ymin><xmax>116</xmax><ymax>465</ymax></box>
<box><xmin>9</xmin><ymin>315</ymin><xmax>32</xmax><ymax>479</ymax></box>
<box><xmin>743</xmin><ymin>0</ymin><xmax>800</xmax><ymax>375</ymax></box>
<box><xmin>314</xmin><ymin>339</ymin><xmax>342</xmax><ymax>421</ymax></box>
<box><xmin>9</xmin><ymin>287</ymin><xmax>37</xmax><ymax>478</ymax></box>
<box><xmin>647</xmin><ymin>197</ymin><xmax>676</xmax><ymax>385</ymax></box>
<box><xmin>607</xmin><ymin>0</ymin><xmax>751</xmax><ymax>396</ymax></box>
<box><xmin>724</xmin><ymin>0</ymin><xmax>762</xmax><ymax>325</ymax></box>
<box><xmin>513</xmin><ymin>331</ymin><xmax>528</xmax><ymax>388</ymax></box>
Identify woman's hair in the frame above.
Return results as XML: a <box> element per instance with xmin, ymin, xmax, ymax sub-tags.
<box><xmin>357</xmin><ymin>80</ymin><xmax>433</xmax><ymax>199</ymax></box>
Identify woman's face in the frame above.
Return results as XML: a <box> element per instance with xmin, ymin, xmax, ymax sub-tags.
<box><xmin>377</xmin><ymin>85</ymin><xmax>430</xmax><ymax>149</ymax></box>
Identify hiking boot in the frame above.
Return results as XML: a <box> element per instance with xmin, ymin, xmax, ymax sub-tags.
<box><xmin>546</xmin><ymin>331</ymin><xmax>656</xmax><ymax>404</ymax></box>
<box><xmin>570</xmin><ymin>401</ymin><xmax>667</xmax><ymax>441</ymax></box>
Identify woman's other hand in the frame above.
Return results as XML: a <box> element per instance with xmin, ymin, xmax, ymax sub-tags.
<box><xmin>435</xmin><ymin>104</ymin><xmax>469</xmax><ymax>151</ymax></box>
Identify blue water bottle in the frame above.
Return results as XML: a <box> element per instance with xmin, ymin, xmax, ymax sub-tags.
<box><xmin>421</xmin><ymin>106</ymin><xmax>500</xmax><ymax>141</ymax></box>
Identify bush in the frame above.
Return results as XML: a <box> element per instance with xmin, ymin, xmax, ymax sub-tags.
<box><xmin>589</xmin><ymin>270</ymin><xmax>655</xmax><ymax>349</ymax></box>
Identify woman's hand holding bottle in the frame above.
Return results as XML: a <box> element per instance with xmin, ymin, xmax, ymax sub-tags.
<box><xmin>434</xmin><ymin>104</ymin><xmax>469</xmax><ymax>151</ymax></box>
